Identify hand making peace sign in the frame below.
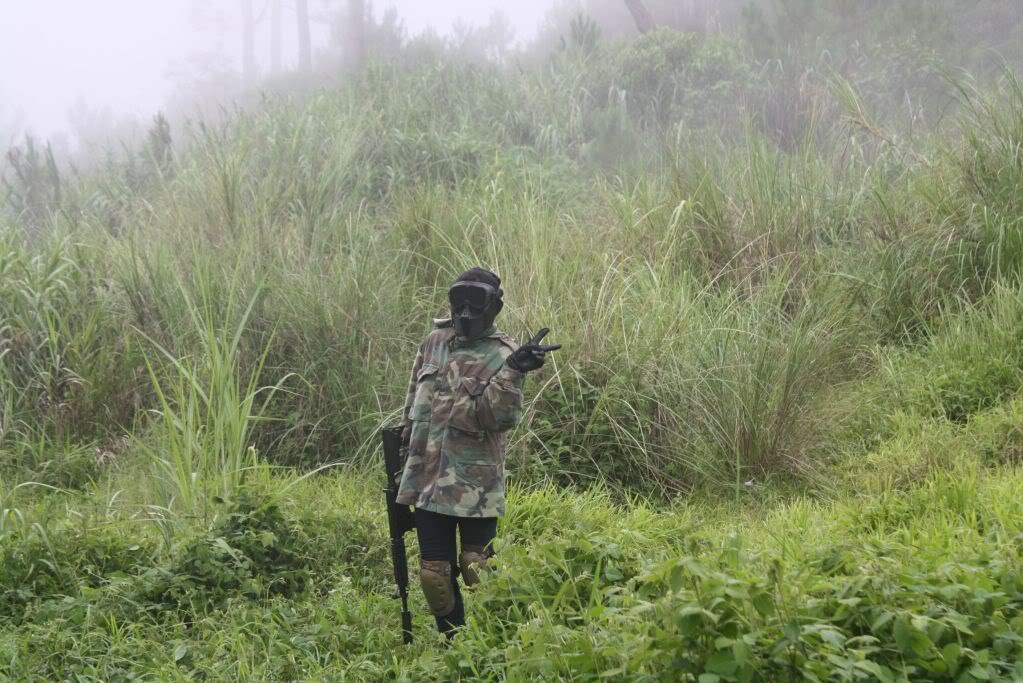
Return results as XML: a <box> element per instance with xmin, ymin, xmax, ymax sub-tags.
<box><xmin>506</xmin><ymin>328</ymin><xmax>562</xmax><ymax>373</ymax></box>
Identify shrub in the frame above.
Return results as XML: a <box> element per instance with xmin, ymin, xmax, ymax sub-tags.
<box><xmin>152</xmin><ymin>488</ymin><xmax>312</xmax><ymax>609</ymax></box>
<box><xmin>454</xmin><ymin>534</ymin><xmax>1023</xmax><ymax>681</ymax></box>
<box><xmin>0</xmin><ymin>522</ymin><xmax>150</xmax><ymax>625</ymax></box>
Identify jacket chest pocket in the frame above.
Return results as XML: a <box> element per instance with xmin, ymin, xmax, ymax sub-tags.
<box><xmin>447</xmin><ymin>375</ymin><xmax>486</xmax><ymax>435</ymax></box>
<box><xmin>409</xmin><ymin>364</ymin><xmax>439</xmax><ymax>422</ymax></box>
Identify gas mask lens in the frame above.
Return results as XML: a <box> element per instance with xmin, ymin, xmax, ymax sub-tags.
<box><xmin>448</xmin><ymin>281</ymin><xmax>500</xmax><ymax>339</ymax></box>
<box><xmin>448</xmin><ymin>283</ymin><xmax>491</xmax><ymax>312</ymax></box>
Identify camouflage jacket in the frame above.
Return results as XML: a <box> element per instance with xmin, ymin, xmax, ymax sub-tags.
<box><xmin>395</xmin><ymin>320</ymin><xmax>525</xmax><ymax>517</ymax></box>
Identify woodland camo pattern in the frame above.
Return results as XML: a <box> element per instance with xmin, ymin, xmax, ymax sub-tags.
<box><xmin>396</xmin><ymin>320</ymin><xmax>524</xmax><ymax>517</ymax></box>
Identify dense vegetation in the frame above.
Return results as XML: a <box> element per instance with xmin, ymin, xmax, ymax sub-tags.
<box><xmin>2</xmin><ymin>1</ymin><xmax>1023</xmax><ymax>679</ymax></box>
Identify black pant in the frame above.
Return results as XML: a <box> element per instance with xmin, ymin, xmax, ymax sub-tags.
<box><xmin>415</xmin><ymin>507</ymin><xmax>497</xmax><ymax>634</ymax></box>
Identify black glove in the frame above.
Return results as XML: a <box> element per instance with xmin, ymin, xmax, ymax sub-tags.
<box><xmin>506</xmin><ymin>328</ymin><xmax>561</xmax><ymax>373</ymax></box>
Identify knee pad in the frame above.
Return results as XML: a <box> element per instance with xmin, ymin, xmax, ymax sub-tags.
<box><xmin>419</xmin><ymin>560</ymin><xmax>455</xmax><ymax>616</ymax></box>
<box><xmin>460</xmin><ymin>544</ymin><xmax>491</xmax><ymax>587</ymax></box>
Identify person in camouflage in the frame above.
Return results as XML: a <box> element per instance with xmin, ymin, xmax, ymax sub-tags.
<box><xmin>396</xmin><ymin>267</ymin><xmax>559</xmax><ymax>636</ymax></box>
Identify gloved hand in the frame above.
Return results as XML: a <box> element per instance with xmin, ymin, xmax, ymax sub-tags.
<box><xmin>506</xmin><ymin>328</ymin><xmax>561</xmax><ymax>373</ymax></box>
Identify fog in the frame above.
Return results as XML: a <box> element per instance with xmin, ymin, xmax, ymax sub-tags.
<box><xmin>0</xmin><ymin>1</ymin><xmax>554</xmax><ymax>150</ymax></box>
<box><xmin>4</xmin><ymin>0</ymin><xmax>1018</xmax><ymax>162</ymax></box>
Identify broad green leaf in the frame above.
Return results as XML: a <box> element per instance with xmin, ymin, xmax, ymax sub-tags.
<box><xmin>752</xmin><ymin>592</ymin><xmax>774</xmax><ymax>617</ymax></box>
<box><xmin>706</xmin><ymin>649</ymin><xmax>738</xmax><ymax>676</ymax></box>
<box><xmin>941</xmin><ymin>642</ymin><xmax>961</xmax><ymax>671</ymax></box>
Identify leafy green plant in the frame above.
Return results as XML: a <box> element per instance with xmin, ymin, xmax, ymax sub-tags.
<box><xmin>0</xmin><ymin>520</ymin><xmax>150</xmax><ymax>625</ymax></box>
<box><xmin>152</xmin><ymin>487</ymin><xmax>312</xmax><ymax>610</ymax></box>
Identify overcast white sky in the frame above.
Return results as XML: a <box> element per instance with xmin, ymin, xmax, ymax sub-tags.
<box><xmin>0</xmin><ymin>0</ymin><xmax>555</xmax><ymax>146</ymax></box>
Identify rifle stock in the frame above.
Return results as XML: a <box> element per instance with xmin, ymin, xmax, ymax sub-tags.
<box><xmin>381</xmin><ymin>425</ymin><xmax>415</xmax><ymax>644</ymax></box>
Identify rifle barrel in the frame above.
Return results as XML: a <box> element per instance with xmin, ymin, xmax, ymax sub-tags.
<box><xmin>382</xmin><ymin>425</ymin><xmax>415</xmax><ymax>644</ymax></box>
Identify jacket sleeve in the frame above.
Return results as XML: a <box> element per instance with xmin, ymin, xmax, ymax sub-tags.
<box><xmin>476</xmin><ymin>365</ymin><xmax>526</xmax><ymax>433</ymax></box>
<box><xmin>400</xmin><ymin>345</ymin><xmax>425</xmax><ymax>432</ymax></box>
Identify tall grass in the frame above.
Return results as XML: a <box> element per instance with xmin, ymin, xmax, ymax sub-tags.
<box><xmin>0</xmin><ymin>230</ymin><xmax>141</xmax><ymax>442</ymax></box>
<box><xmin>2</xmin><ymin>14</ymin><xmax>1023</xmax><ymax>681</ymax></box>
<box><xmin>136</xmin><ymin>270</ymin><xmax>288</xmax><ymax>528</ymax></box>
<box><xmin>2</xmin><ymin>33</ymin><xmax>1023</xmax><ymax>499</ymax></box>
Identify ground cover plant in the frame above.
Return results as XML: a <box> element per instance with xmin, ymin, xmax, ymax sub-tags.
<box><xmin>3</xmin><ymin>1</ymin><xmax>1023</xmax><ymax>680</ymax></box>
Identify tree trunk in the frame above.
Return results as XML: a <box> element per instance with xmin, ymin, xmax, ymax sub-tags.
<box><xmin>346</xmin><ymin>0</ymin><xmax>366</xmax><ymax>70</ymax></box>
<box><xmin>241</xmin><ymin>0</ymin><xmax>256</xmax><ymax>83</ymax></box>
<box><xmin>624</xmin><ymin>0</ymin><xmax>657</xmax><ymax>34</ymax></box>
<box><xmin>270</xmin><ymin>0</ymin><xmax>282</xmax><ymax>72</ymax></box>
<box><xmin>296</xmin><ymin>0</ymin><xmax>312</xmax><ymax>72</ymax></box>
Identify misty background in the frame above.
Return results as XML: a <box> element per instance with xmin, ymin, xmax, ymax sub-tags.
<box><xmin>0</xmin><ymin>1</ymin><xmax>556</xmax><ymax>155</ymax></box>
<box><xmin>2</xmin><ymin>0</ymin><xmax>1022</xmax><ymax>176</ymax></box>
<box><xmin>0</xmin><ymin>1</ymin><xmax>564</xmax><ymax>156</ymax></box>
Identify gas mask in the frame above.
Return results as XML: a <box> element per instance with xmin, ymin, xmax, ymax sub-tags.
<box><xmin>448</xmin><ymin>281</ymin><xmax>502</xmax><ymax>339</ymax></box>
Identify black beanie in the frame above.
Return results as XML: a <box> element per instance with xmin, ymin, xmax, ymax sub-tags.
<box><xmin>455</xmin><ymin>267</ymin><xmax>503</xmax><ymax>298</ymax></box>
